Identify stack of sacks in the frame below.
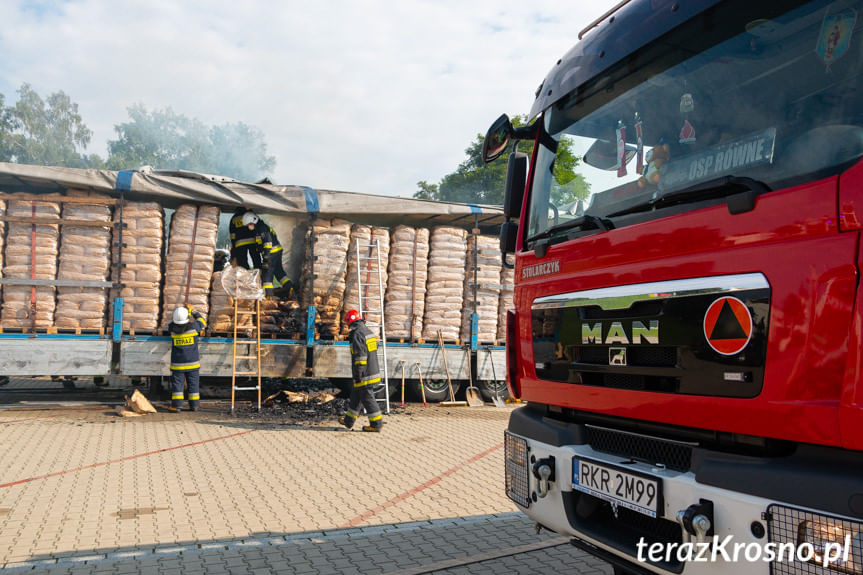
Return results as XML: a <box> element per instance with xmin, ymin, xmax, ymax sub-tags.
<box><xmin>341</xmin><ymin>225</ymin><xmax>390</xmax><ymax>336</ymax></box>
<box><xmin>112</xmin><ymin>202</ymin><xmax>163</xmax><ymax>332</ymax></box>
<box><xmin>1</xmin><ymin>199</ymin><xmax>60</xmax><ymax>329</ymax></box>
<box><xmin>384</xmin><ymin>225</ymin><xmax>428</xmax><ymax>341</ymax></box>
<box><xmin>161</xmin><ymin>204</ymin><xmax>220</xmax><ymax>328</ymax></box>
<box><xmin>0</xmin><ymin>201</ymin><xmax>4</xmax><ymax>281</ymax></box>
<box><xmin>300</xmin><ymin>218</ymin><xmax>351</xmax><ymax>339</ymax></box>
<box><xmin>421</xmin><ymin>226</ymin><xmax>468</xmax><ymax>342</ymax></box>
<box><xmin>55</xmin><ymin>191</ymin><xmax>113</xmax><ymax>330</ymax></box>
<box><xmin>460</xmin><ymin>235</ymin><xmax>502</xmax><ymax>343</ymax></box>
<box><xmin>207</xmin><ymin>265</ymin><xmax>262</xmax><ymax>334</ymax></box>
<box><xmin>496</xmin><ymin>266</ymin><xmax>514</xmax><ymax>343</ymax></box>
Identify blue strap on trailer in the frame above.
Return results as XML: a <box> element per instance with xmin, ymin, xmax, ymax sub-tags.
<box><xmin>112</xmin><ymin>298</ymin><xmax>124</xmax><ymax>342</ymax></box>
<box><xmin>115</xmin><ymin>171</ymin><xmax>134</xmax><ymax>191</ymax></box>
<box><xmin>306</xmin><ymin>305</ymin><xmax>317</xmax><ymax>345</ymax></box>
<box><xmin>471</xmin><ymin>313</ymin><xmax>478</xmax><ymax>351</ymax></box>
<box><xmin>301</xmin><ymin>186</ymin><xmax>320</xmax><ymax>214</ymax></box>
<box><xmin>466</xmin><ymin>203</ymin><xmax>482</xmax><ymax>214</ymax></box>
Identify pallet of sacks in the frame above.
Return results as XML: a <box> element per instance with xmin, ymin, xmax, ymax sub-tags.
<box><xmin>55</xmin><ymin>191</ymin><xmax>113</xmax><ymax>331</ymax></box>
<box><xmin>460</xmin><ymin>234</ymin><xmax>502</xmax><ymax>344</ymax></box>
<box><xmin>341</xmin><ymin>224</ymin><xmax>389</xmax><ymax>337</ymax></box>
<box><xmin>421</xmin><ymin>226</ymin><xmax>468</xmax><ymax>343</ymax></box>
<box><xmin>161</xmin><ymin>204</ymin><xmax>220</xmax><ymax>329</ymax></box>
<box><xmin>300</xmin><ymin>218</ymin><xmax>350</xmax><ymax>339</ymax></box>
<box><xmin>497</xmin><ymin>266</ymin><xmax>514</xmax><ymax>343</ymax></box>
<box><xmin>112</xmin><ymin>201</ymin><xmax>163</xmax><ymax>333</ymax></box>
<box><xmin>1</xmin><ymin>198</ymin><xmax>60</xmax><ymax>330</ymax></box>
<box><xmin>384</xmin><ymin>225</ymin><xmax>428</xmax><ymax>342</ymax></box>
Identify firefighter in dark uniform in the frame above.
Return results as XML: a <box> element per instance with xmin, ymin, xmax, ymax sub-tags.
<box><xmin>242</xmin><ymin>210</ymin><xmax>294</xmax><ymax>298</ymax></box>
<box><xmin>339</xmin><ymin>309</ymin><xmax>384</xmax><ymax>432</ymax></box>
<box><xmin>168</xmin><ymin>305</ymin><xmax>206</xmax><ymax>412</ymax></box>
<box><xmin>229</xmin><ymin>207</ymin><xmax>263</xmax><ymax>270</ymax></box>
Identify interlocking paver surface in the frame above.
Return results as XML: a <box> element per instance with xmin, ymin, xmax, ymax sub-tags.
<box><xmin>0</xmin><ymin>397</ymin><xmax>612</xmax><ymax>574</ymax></box>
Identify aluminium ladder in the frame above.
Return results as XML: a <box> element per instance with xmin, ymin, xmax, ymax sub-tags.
<box><xmin>355</xmin><ymin>237</ymin><xmax>390</xmax><ymax>415</ymax></box>
<box><xmin>231</xmin><ymin>298</ymin><xmax>262</xmax><ymax>412</ymax></box>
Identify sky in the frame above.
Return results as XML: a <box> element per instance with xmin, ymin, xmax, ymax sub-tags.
<box><xmin>0</xmin><ymin>1</ymin><xmax>617</xmax><ymax>198</ymax></box>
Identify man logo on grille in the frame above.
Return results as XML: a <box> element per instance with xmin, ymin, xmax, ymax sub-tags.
<box><xmin>703</xmin><ymin>296</ymin><xmax>753</xmax><ymax>355</ymax></box>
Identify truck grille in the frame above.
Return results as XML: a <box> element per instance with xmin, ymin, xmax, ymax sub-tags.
<box><xmin>586</xmin><ymin>425</ymin><xmax>693</xmax><ymax>472</ymax></box>
<box><xmin>575</xmin><ymin>346</ymin><xmax>677</xmax><ymax>367</ymax></box>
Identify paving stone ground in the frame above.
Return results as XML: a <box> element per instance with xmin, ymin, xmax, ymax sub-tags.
<box><xmin>0</xmin><ymin>389</ymin><xmax>612</xmax><ymax>574</ymax></box>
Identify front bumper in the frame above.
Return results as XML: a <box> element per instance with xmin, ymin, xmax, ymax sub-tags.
<box><xmin>505</xmin><ymin>408</ymin><xmax>863</xmax><ymax>575</ymax></box>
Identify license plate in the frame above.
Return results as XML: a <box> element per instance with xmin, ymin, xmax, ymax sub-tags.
<box><xmin>572</xmin><ymin>457</ymin><xmax>662</xmax><ymax>518</ymax></box>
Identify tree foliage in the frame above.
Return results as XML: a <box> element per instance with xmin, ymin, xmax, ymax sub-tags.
<box><xmin>0</xmin><ymin>85</ymin><xmax>277</xmax><ymax>182</ymax></box>
<box><xmin>106</xmin><ymin>104</ymin><xmax>276</xmax><ymax>181</ymax></box>
<box><xmin>414</xmin><ymin>114</ymin><xmax>589</xmax><ymax>205</ymax></box>
<box><xmin>0</xmin><ymin>83</ymin><xmax>94</xmax><ymax>167</ymax></box>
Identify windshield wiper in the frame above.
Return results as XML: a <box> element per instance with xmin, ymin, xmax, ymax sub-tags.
<box><xmin>606</xmin><ymin>176</ymin><xmax>770</xmax><ymax>218</ymax></box>
<box><xmin>526</xmin><ymin>214</ymin><xmax>613</xmax><ymax>244</ymax></box>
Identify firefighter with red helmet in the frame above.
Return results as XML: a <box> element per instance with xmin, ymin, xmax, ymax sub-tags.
<box><xmin>339</xmin><ymin>309</ymin><xmax>384</xmax><ymax>432</ymax></box>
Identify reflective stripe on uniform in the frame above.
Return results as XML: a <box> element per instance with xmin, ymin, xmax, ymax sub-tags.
<box><xmin>355</xmin><ymin>376</ymin><xmax>381</xmax><ymax>387</ymax></box>
<box><xmin>172</xmin><ymin>393</ymin><xmax>184</xmax><ymax>400</ymax></box>
<box><xmin>354</xmin><ymin>360</ymin><xmax>367</xmax><ymax>365</ymax></box>
<box><xmin>270</xmin><ymin>245</ymin><xmax>283</xmax><ymax>253</ymax></box>
<box><xmin>171</xmin><ymin>362</ymin><xmax>201</xmax><ymax>371</ymax></box>
<box><xmin>189</xmin><ymin>394</ymin><xmax>200</xmax><ymax>400</ymax></box>
<box><xmin>368</xmin><ymin>413</ymin><xmax>383</xmax><ymax>422</ymax></box>
<box><xmin>235</xmin><ymin>238</ymin><xmax>257</xmax><ymax>247</ymax></box>
<box><xmin>262</xmin><ymin>283</ymin><xmax>274</xmax><ymax>289</ymax></box>
<box><xmin>346</xmin><ymin>409</ymin><xmax>358</xmax><ymax>418</ymax></box>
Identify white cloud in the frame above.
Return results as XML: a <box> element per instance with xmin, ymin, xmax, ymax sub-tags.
<box><xmin>0</xmin><ymin>0</ymin><xmax>613</xmax><ymax>197</ymax></box>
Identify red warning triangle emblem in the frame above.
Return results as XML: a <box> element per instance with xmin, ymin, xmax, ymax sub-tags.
<box><xmin>703</xmin><ymin>296</ymin><xmax>752</xmax><ymax>355</ymax></box>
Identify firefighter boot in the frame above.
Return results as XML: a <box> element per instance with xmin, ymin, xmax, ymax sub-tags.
<box><xmin>339</xmin><ymin>412</ymin><xmax>356</xmax><ymax>429</ymax></box>
<box><xmin>361</xmin><ymin>425</ymin><xmax>382</xmax><ymax>432</ymax></box>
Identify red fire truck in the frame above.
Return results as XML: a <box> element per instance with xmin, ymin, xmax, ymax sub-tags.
<box><xmin>485</xmin><ymin>0</ymin><xmax>863</xmax><ymax>573</ymax></box>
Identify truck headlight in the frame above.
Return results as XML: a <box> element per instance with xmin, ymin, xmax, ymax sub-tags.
<box><xmin>768</xmin><ymin>504</ymin><xmax>862</xmax><ymax>574</ymax></box>
<box><xmin>505</xmin><ymin>432</ymin><xmax>530</xmax><ymax>507</ymax></box>
<box><xmin>798</xmin><ymin>519</ymin><xmax>862</xmax><ymax>574</ymax></box>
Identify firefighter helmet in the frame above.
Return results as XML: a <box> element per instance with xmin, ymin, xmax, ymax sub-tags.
<box><xmin>344</xmin><ymin>309</ymin><xmax>361</xmax><ymax>325</ymax></box>
<box><xmin>241</xmin><ymin>211</ymin><xmax>259</xmax><ymax>227</ymax></box>
<box><xmin>173</xmin><ymin>306</ymin><xmax>190</xmax><ymax>325</ymax></box>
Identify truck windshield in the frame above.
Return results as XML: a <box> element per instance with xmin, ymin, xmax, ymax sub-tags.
<box><xmin>527</xmin><ymin>0</ymin><xmax>863</xmax><ymax>243</ymax></box>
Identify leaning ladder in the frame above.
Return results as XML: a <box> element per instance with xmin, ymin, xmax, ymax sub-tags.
<box><xmin>231</xmin><ymin>298</ymin><xmax>262</xmax><ymax>412</ymax></box>
<box><xmin>355</xmin><ymin>237</ymin><xmax>390</xmax><ymax>415</ymax></box>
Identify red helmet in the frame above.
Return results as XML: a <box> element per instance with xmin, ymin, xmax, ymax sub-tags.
<box><xmin>344</xmin><ymin>309</ymin><xmax>361</xmax><ymax>325</ymax></box>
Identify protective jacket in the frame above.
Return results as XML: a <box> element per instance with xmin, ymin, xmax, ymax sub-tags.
<box><xmin>253</xmin><ymin>221</ymin><xmax>283</xmax><ymax>255</ymax></box>
<box><xmin>229</xmin><ymin>208</ymin><xmax>262</xmax><ymax>268</ymax></box>
<box><xmin>349</xmin><ymin>320</ymin><xmax>381</xmax><ymax>387</ymax></box>
<box><xmin>168</xmin><ymin>311</ymin><xmax>206</xmax><ymax>371</ymax></box>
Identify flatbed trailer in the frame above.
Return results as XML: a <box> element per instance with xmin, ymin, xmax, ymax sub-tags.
<box><xmin>0</xmin><ymin>163</ymin><xmax>508</xmax><ymax>403</ymax></box>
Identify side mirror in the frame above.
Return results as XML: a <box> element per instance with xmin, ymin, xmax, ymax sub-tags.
<box><xmin>500</xmin><ymin>220</ymin><xmax>518</xmax><ymax>259</ymax></box>
<box><xmin>504</xmin><ymin>152</ymin><xmax>528</xmax><ymax>219</ymax></box>
<box><xmin>482</xmin><ymin>114</ymin><xmax>514</xmax><ymax>163</ymax></box>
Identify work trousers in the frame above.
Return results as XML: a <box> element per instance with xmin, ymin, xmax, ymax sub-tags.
<box><xmin>343</xmin><ymin>383</ymin><xmax>383</xmax><ymax>429</ymax></box>
<box><xmin>171</xmin><ymin>368</ymin><xmax>200</xmax><ymax>410</ymax></box>
<box><xmin>262</xmin><ymin>251</ymin><xmax>289</xmax><ymax>296</ymax></box>
<box><xmin>234</xmin><ymin>244</ymin><xmax>263</xmax><ymax>270</ymax></box>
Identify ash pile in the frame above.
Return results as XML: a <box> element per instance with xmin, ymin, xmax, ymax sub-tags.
<box><xmin>230</xmin><ymin>377</ymin><xmax>348</xmax><ymax>424</ymax></box>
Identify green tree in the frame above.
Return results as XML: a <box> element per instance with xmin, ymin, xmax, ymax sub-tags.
<box><xmin>415</xmin><ymin>114</ymin><xmax>589</xmax><ymax>205</ymax></box>
<box><xmin>106</xmin><ymin>104</ymin><xmax>276</xmax><ymax>182</ymax></box>
<box><xmin>2</xmin><ymin>83</ymin><xmax>94</xmax><ymax>167</ymax></box>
